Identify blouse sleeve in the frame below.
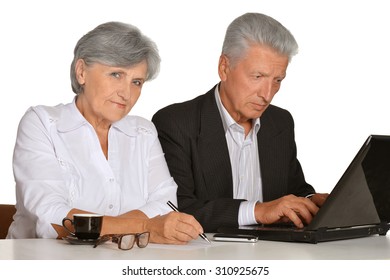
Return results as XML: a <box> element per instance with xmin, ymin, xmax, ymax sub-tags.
<box><xmin>12</xmin><ymin>107</ymin><xmax>71</xmax><ymax>238</ymax></box>
<box><xmin>136</xmin><ymin>127</ymin><xmax>177</xmax><ymax>218</ymax></box>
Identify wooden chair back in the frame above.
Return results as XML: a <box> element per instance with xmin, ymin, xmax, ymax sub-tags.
<box><xmin>0</xmin><ymin>204</ymin><xmax>16</xmax><ymax>239</ymax></box>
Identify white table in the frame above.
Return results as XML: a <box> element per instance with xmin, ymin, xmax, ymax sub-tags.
<box><xmin>1</xmin><ymin>233</ymin><xmax>389</xmax><ymax>260</ymax></box>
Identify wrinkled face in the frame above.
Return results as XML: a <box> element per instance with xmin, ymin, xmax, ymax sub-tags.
<box><xmin>218</xmin><ymin>44</ymin><xmax>289</xmax><ymax>123</ymax></box>
<box><xmin>75</xmin><ymin>59</ymin><xmax>147</xmax><ymax>126</ymax></box>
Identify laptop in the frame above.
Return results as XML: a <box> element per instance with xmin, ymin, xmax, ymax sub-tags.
<box><xmin>218</xmin><ymin>135</ymin><xmax>390</xmax><ymax>243</ymax></box>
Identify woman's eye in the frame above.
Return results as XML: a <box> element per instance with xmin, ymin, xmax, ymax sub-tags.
<box><xmin>133</xmin><ymin>80</ymin><xmax>143</xmax><ymax>86</ymax></box>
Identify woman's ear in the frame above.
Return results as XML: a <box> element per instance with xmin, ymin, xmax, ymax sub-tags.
<box><xmin>75</xmin><ymin>59</ymin><xmax>86</xmax><ymax>85</ymax></box>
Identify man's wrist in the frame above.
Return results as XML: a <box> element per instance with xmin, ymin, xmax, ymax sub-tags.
<box><xmin>305</xmin><ymin>193</ymin><xmax>315</xmax><ymax>199</ymax></box>
<box><xmin>238</xmin><ymin>200</ymin><xmax>258</xmax><ymax>226</ymax></box>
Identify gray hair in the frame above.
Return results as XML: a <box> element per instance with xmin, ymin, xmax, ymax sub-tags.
<box><xmin>70</xmin><ymin>21</ymin><xmax>161</xmax><ymax>94</ymax></box>
<box><xmin>222</xmin><ymin>13</ymin><xmax>298</xmax><ymax>66</ymax></box>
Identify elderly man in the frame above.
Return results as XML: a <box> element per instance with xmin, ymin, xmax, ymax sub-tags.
<box><xmin>152</xmin><ymin>13</ymin><xmax>327</xmax><ymax>232</ymax></box>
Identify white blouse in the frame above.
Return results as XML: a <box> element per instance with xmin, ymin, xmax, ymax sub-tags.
<box><xmin>8</xmin><ymin>99</ymin><xmax>176</xmax><ymax>238</ymax></box>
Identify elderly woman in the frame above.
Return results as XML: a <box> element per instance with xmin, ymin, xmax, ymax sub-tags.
<box><xmin>8</xmin><ymin>22</ymin><xmax>203</xmax><ymax>244</ymax></box>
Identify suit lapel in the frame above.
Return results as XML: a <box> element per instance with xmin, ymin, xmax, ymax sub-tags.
<box><xmin>197</xmin><ymin>88</ymin><xmax>233</xmax><ymax>197</ymax></box>
<box><xmin>258</xmin><ymin>107</ymin><xmax>281</xmax><ymax>201</ymax></box>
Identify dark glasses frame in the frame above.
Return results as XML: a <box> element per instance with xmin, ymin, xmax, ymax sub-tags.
<box><xmin>93</xmin><ymin>232</ymin><xmax>150</xmax><ymax>250</ymax></box>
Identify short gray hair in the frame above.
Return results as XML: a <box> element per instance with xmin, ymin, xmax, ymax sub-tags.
<box><xmin>70</xmin><ymin>21</ymin><xmax>161</xmax><ymax>94</ymax></box>
<box><xmin>222</xmin><ymin>13</ymin><xmax>298</xmax><ymax>66</ymax></box>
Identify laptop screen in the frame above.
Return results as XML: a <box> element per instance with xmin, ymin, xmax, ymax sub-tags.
<box><xmin>307</xmin><ymin>135</ymin><xmax>390</xmax><ymax>230</ymax></box>
<box><xmin>362</xmin><ymin>135</ymin><xmax>390</xmax><ymax>222</ymax></box>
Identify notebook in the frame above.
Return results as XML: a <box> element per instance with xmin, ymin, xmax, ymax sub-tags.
<box><xmin>218</xmin><ymin>135</ymin><xmax>390</xmax><ymax>243</ymax></box>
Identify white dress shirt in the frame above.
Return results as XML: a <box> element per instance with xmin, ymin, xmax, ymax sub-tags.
<box><xmin>215</xmin><ymin>88</ymin><xmax>262</xmax><ymax>226</ymax></box>
<box><xmin>8</xmin><ymin>99</ymin><xmax>176</xmax><ymax>238</ymax></box>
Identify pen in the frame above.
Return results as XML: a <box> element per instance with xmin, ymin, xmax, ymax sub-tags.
<box><xmin>167</xmin><ymin>201</ymin><xmax>211</xmax><ymax>243</ymax></box>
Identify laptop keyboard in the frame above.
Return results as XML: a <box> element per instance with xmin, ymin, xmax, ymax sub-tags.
<box><xmin>240</xmin><ymin>223</ymin><xmax>306</xmax><ymax>232</ymax></box>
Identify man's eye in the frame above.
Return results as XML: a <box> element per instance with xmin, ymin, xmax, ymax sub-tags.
<box><xmin>111</xmin><ymin>72</ymin><xmax>121</xmax><ymax>78</ymax></box>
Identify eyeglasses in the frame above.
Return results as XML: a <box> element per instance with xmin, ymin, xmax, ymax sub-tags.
<box><xmin>93</xmin><ymin>232</ymin><xmax>150</xmax><ymax>250</ymax></box>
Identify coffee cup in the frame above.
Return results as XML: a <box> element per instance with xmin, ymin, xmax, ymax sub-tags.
<box><xmin>62</xmin><ymin>213</ymin><xmax>103</xmax><ymax>240</ymax></box>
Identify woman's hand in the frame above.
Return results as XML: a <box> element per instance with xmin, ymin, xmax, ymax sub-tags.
<box><xmin>145</xmin><ymin>212</ymin><xmax>204</xmax><ymax>244</ymax></box>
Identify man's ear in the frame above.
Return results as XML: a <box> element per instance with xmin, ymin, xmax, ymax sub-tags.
<box><xmin>75</xmin><ymin>59</ymin><xmax>87</xmax><ymax>85</ymax></box>
<box><xmin>218</xmin><ymin>54</ymin><xmax>230</xmax><ymax>81</ymax></box>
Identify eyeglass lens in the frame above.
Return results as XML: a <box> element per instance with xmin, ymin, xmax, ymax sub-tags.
<box><xmin>119</xmin><ymin>232</ymin><xmax>149</xmax><ymax>250</ymax></box>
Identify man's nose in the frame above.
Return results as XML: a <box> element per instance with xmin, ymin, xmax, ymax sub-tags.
<box><xmin>257</xmin><ymin>80</ymin><xmax>273</xmax><ymax>102</ymax></box>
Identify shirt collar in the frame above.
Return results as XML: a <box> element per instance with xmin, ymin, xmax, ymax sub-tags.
<box><xmin>56</xmin><ymin>97</ymin><xmax>138</xmax><ymax>136</ymax></box>
<box><xmin>112</xmin><ymin>118</ymin><xmax>145</xmax><ymax>137</ymax></box>
<box><xmin>56</xmin><ymin>97</ymin><xmax>88</xmax><ymax>132</ymax></box>
<box><xmin>214</xmin><ymin>85</ymin><xmax>261</xmax><ymax>134</ymax></box>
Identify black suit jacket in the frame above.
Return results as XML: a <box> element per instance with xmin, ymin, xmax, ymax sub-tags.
<box><xmin>152</xmin><ymin>85</ymin><xmax>314</xmax><ymax>232</ymax></box>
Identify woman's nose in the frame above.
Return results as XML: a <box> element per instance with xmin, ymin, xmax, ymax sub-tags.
<box><xmin>117</xmin><ymin>86</ymin><xmax>131</xmax><ymax>100</ymax></box>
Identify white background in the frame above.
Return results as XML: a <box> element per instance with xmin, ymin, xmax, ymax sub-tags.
<box><xmin>1</xmin><ymin>0</ymin><xmax>389</xmax><ymax>204</ymax></box>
